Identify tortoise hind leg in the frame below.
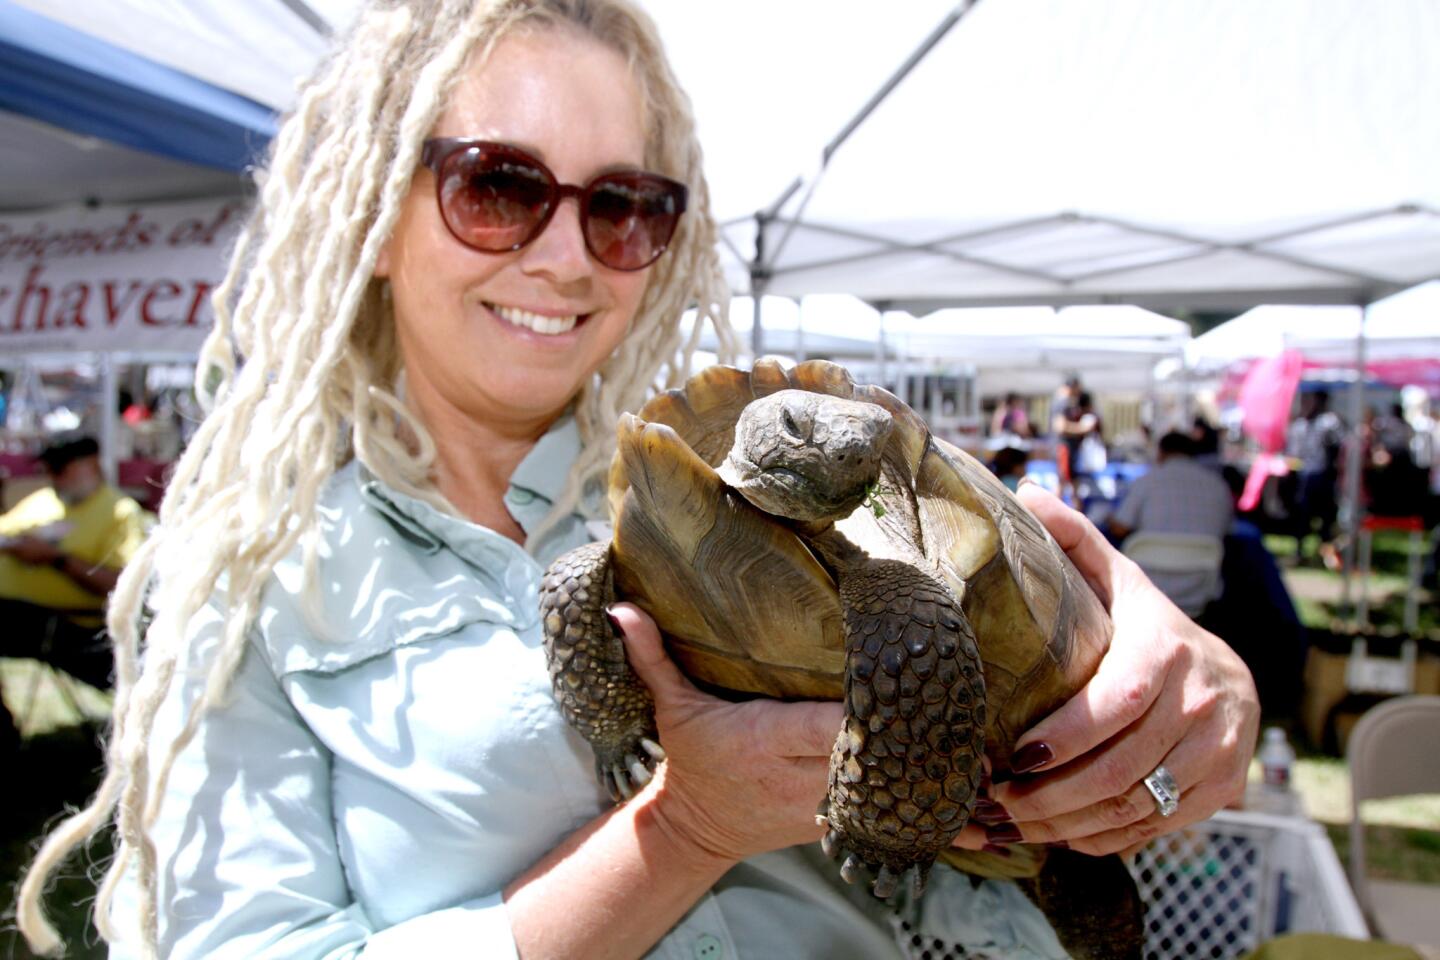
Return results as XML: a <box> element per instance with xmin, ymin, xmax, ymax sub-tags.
<box><xmin>819</xmin><ymin>557</ymin><xmax>987</xmax><ymax>899</ymax></box>
<box><xmin>1018</xmin><ymin>848</ymin><xmax>1145</xmax><ymax>960</ymax></box>
<box><xmin>540</xmin><ymin>540</ymin><xmax>666</xmax><ymax>802</ymax></box>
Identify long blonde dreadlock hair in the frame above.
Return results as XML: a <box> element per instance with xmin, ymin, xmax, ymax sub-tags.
<box><xmin>18</xmin><ymin>1</ymin><xmax>735</xmax><ymax>954</ymax></box>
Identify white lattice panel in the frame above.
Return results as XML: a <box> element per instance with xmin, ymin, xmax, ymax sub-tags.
<box><xmin>892</xmin><ymin>810</ymin><xmax>1366</xmax><ymax>960</ymax></box>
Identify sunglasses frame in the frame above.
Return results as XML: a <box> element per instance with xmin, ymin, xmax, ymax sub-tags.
<box><xmin>419</xmin><ymin>137</ymin><xmax>688</xmax><ymax>272</ymax></box>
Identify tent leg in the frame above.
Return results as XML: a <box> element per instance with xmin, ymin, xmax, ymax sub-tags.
<box><xmin>99</xmin><ymin>353</ymin><xmax>118</xmax><ymax>485</ymax></box>
<box><xmin>1338</xmin><ymin>303</ymin><xmax>1369</xmax><ymax>606</ymax></box>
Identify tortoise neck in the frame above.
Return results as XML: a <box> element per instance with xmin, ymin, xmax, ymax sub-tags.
<box><xmin>804</xmin><ymin>525</ymin><xmax>866</xmax><ymax>574</ymax></box>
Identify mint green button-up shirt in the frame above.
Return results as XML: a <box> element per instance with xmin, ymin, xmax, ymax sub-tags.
<box><xmin>113</xmin><ymin>416</ymin><xmax>1065</xmax><ymax>959</ymax></box>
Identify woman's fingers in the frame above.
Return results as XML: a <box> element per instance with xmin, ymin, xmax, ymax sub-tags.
<box><xmin>991</xmin><ymin>611</ymin><xmax>1173</xmax><ymax>787</ymax></box>
<box><xmin>996</xmin><ymin>480</ymin><xmax>1261</xmax><ymax>856</ymax></box>
<box><xmin>992</xmin><ymin>646</ymin><xmax>1184</xmax><ymax>820</ymax></box>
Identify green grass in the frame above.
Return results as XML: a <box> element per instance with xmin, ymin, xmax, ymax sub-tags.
<box><xmin>0</xmin><ymin>659</ymin><xmax>112</xmax><ymax>737</ymax></box>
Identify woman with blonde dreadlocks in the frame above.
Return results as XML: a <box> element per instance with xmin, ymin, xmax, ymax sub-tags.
<box><xmin>15</xmin><ymin>1</ymin><xmax>952</xmax><ymax>957</ymax></box>
<box><xmin>22</xmin><ymin>1</ymin><xmax>1264</xmax><ymax>957</ymax></box>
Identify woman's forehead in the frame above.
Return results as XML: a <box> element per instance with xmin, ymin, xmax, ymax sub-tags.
<box><xmin>436</xmin><ymin>25</ymin><xmax>648</xmax><ymax>171</ymax></box>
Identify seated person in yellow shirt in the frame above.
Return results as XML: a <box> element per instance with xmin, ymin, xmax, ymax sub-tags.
<box><xmin>1</xmin><ymin>436</ymin><xmax>149</xmax><ymax>743</ymax></box>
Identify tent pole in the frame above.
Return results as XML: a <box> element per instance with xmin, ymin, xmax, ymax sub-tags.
<box><xmin>751</xmin><ymin>212</ymin><xmax>769</xmax><ymax>358</ymax></box>
<box><xmin>756</xmin><ymin>0</ymin><xmax>981</xmax><ymax>269</ymax></box>
<box><xmin>796</xmin><ymin>299</ymin><xmax>807</xmax><ymax>363</ymax></box>
<box><xmin>1338</xmin><ymin>301</ymin><xmax>1370</xmax><ymax>614</ymax></box>
<box><xmin>99</xmin><ymin>352</ymin><xmax>118</xmax><ymax>485</ymax></box>
<box><xmin>876</xmin><ymin>310</ymin><xmax>888</xmax><ymax>389</ymax></box>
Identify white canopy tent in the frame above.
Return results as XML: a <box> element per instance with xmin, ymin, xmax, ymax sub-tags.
<box><xmin>659</xmin><ymin>0</ymin><xmax>1440</xmax><ymax>329</ymax></box>
<box><xmin>1188</xmin><ymin>281</ymin><xmax>1440</xmax><ymax>373</ymax></box>
<box><xmin>9</xmin><ymin>0</ymin><xmax>1437</xmax><ymax>312</ymax></box>
<box><xmin>4</xmin><ymin>2</ymin><xmax>1439</xmax><ymax>525</ymax></box>
<box><xmin>696</xmin><ymin>297</ymin><xmax>1187</xmax><ymax>395</ymax></box>
<box><xmin>890</xmin><ymin>305</ymin><xmax>1189</xmax><ymax>395</ymax></box>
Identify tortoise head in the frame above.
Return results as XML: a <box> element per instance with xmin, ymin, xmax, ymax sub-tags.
<box><xmin>717</xmin><ymin>389</ymin><xmax>893</xmax><ymax>524</ymax></box>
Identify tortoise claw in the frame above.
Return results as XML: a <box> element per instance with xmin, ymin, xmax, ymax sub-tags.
<box><xmin>839</xmin><ymin>854</ymin><xmax>863</xmax><ymax>885</ymax></box>
<box><xmin>594</xmin><ymin>737</ymin><xmax>664</xmax><ymax>804</ymax></box>
<box><xmin>873</xmin><ymin>865</ymin><xmax>899</xmax><ymax>899</ymax></box>
<box><xmin>612</xmin><ymin>764</ymin><xmax>635</xmax><ymax>800</ymax></box>
<box><xmin>820</xmin><ymin>827</ymin><xmax>842</xmax><ymax>859</ymax></box>
<box><xmin>911</xmin><ymin>862</ymin><xmax>932</xmax><ymax>900</ymax></box>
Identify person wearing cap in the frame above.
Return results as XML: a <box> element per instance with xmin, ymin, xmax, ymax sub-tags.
<box><xmin>0</xmin><ymin>435</ymin><xmax>149</xmax><ymax>743</ymax></box>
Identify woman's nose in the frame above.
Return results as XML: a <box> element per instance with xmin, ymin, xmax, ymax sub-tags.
<box><xmin>520</xmin><ymin>196</ymin><xmax>592</xmax><ymax>283</ymax></box>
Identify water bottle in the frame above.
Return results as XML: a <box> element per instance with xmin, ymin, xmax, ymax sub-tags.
<box><xmin>1259</xmin><ymin>727</ymin><xmax>1295</xmax><ymax>790</ymax></box>
<box><xmin>1251</xmin><ymin>727</ymin><xmax>1301</xmax><ymax>815</ymax></box>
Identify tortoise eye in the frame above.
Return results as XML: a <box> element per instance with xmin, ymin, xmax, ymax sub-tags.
<box><xmin>782</xmin><ymin>409</ymin><xmax>802</xmax><ymax>439</ymax></box>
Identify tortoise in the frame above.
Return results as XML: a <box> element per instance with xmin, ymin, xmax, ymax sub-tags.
<box><xmin>539</xmin><ymin>359</ymin><xmax>1144</xmax><ymax>959</ymax></box>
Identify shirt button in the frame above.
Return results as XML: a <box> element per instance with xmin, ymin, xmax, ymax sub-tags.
<box><xmin>693</xmin><ymin>934</ymin><xmax>723</xmax><ymax>960</ymax></box>
<box><xmin>507</xmin><ymin>488</ymin><xmax>535</xmax><ymax>505</ymax></box>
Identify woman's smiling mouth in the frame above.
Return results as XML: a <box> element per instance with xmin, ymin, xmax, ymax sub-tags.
<box><xmin>487</xmin><ymin>302</ymin><xmax>585</xmax><ymax>335</ymax></box>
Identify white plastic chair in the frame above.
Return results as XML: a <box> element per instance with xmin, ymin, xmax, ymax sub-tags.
<box><xmin>1346</xmin><ymin>694</ymin><xmax>1440</xmax><ymax>946</ymax></box>
<box><xmin>1121</xmin><ymin>531</ymin><xmax>1223</xmax><ymax>617</ymax></box>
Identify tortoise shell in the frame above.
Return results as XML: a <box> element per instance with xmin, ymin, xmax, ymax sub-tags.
<box><xmin>605</xmin><ymin>358</ymin><xmax>1112</xmax><ymax>775</ymax></box>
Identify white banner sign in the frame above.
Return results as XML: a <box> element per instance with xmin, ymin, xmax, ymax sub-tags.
<box><xmin>0</xmin><ymin>198</ymin><xmax>243</xmax><ymax>355</ymax></box>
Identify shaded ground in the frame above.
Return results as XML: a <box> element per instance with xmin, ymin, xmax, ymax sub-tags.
<box><xmin>1</xmin><ymin>730</ymin><xmax>112</xmax><ymax>960</ymax></box>
<box><xmin>1</xmin><ymin>662</ymin><xmax>112</xmax><ymax>960</ymax></box>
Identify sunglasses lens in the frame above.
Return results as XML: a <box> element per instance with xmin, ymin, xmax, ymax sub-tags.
<box><xmin>584</xmin><ymin>174</ymin><xmax>685</xmax><ymax>271</ymax></box>
<box><xmin>439</xmin><ymin>148</ymin><xmax>553</xmax><ymax>251</ymax></box>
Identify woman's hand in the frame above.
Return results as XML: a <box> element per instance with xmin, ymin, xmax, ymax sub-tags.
<box><xmin>954</xmin><ymin>483</ymin><xmax>1260</xmax><ymax>857</ymax></box>
<box><xmin>608</xmin><ymin>602</ymin><xmax>842</xmax><ymax>864</ymax></box>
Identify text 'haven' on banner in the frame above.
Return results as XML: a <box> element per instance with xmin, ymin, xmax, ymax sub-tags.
<box><xmin>0</xmin><ymin>199</ymin><xmax>243</xmax><ymax>355</ymax></box>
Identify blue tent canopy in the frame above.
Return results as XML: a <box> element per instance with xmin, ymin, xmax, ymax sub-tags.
<box><xmin>0</xmin><ymin>0</ymin><xmax>275</xmax><ymax>173</ymax></box>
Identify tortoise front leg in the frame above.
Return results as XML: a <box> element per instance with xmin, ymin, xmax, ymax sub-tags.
<box><xmin>540</xmin><ymin>540</ymin><xmax>666</xmax><ymax>802</ymax></box>
<box><xmin>820</xmin><ymin>558</ymin><xmax>986</xmax><ymax>899</ymax></box>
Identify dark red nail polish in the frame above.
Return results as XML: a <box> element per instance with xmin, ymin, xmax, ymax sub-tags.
<box><xmin>1047</xmin><ymin>840</ymin><xmax>1070</xmax><ymax>850</ymax></box>
<box><xmin>972</xmin><ymin>799</ymin><xmax>1011</xmax><ymax>825</ymax></box>
<box><xmin>1010</xmin><ymin>742</ymin><xmax>1054</xmax><ymax>774</ymax></box>
<box><xmin>985</xmin><ymin>822</ymin><xmax>1023</xmax><ymax>845</ymax></box>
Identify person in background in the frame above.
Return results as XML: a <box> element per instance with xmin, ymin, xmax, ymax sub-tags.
<box><xmin>1366</xmin><ymin>402</ymin><xmax>1426</xmax><ymax>517</ymax></box>
<box><xmin>1055</xmin><ymin>388</ymin><xmax>1104</xmax><ymax>504</ymax></box>
<box><xmin>1108</xmin><ymin>432</ymin><xmax>1233</xmax><ymax>545</ymax></box>
<box><xmin>989</xmin><ymin>392</ymin><xmax>1034</xmax><ymax>440</ymax></box>
<box><xmin>991</xmin><ymin>444</ymin><xmax>1029</xmax><ymax>491</ymax></box>
<box><xmin>1106</xmin><ymin>431</ymin><xmax>1233</xmax><ymax>615</ymax></box>
<box><xmin>1284</xmin><ymin>389</ymin><xmax>1344</xmax><ymax>564</ymax></box>
<box><xmin>0</xmin><ymin>435</ymin><xmax>148</xmax><ymax>745</ymax></box>
<box><xmin>1189</xmin><ymin>415</ymin><xmax>1222</xmax><ymax>472</ymax></box>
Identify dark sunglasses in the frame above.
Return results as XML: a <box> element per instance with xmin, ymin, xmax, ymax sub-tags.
<box><xmin>419</xmin><ymin>138</ymin><xmax>688</xmax><ymax>272</ymax></box>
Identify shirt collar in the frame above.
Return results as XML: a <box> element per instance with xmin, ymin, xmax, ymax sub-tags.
<box><xmin>508</xmin><ymin>413</ymin><xmax>581</xmax><ymax>505</ymax></box>
<box><xmin>355</xmin><ymin>413</ymin><xmax>588</xmax><ymax>563</ymax></box>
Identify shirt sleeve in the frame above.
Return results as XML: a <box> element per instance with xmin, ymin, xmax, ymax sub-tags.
<box><xmin>1111</xmin><ymin>475</ymin><xmax>1148</xmax><ymax>531</ymax></box>
<box><xmin>111</xmin><ymin>609</ymin><xmax>521</xmax><ymax>960</ymax></box>
<box><xmin>89</xmin><ymin>495</ymin><xmax>148</xmax><ymax>570</ymax></box>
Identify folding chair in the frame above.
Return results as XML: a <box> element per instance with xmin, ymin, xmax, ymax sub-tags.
<box><xmin>1121</xmin><ymin>531</ymin><xmax>1224</xmax><ymax>617</ymax></box>
<box><xmin>1346</xmin><ymin>695</ymin><xmax>1440</xmax><ymax>946</ymax></box>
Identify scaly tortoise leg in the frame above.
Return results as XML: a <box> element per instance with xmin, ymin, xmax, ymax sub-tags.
<box><xmin>540</xmin><ymin>540</ymin><xmax>665</xmax><ymax>802</ymax></box>
<box><xmin>819</xmin><ymin>558</ymin><xmax>987</xmax><ymax>899</ymax></box>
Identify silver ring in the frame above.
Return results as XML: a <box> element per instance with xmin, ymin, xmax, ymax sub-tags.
<box><xmin>1143</xmin><ymin>764</ymin><xmax>1180</xmax><ymax>818</ymax></box>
